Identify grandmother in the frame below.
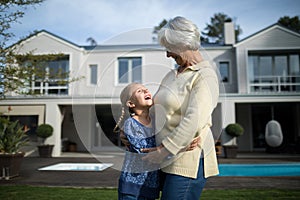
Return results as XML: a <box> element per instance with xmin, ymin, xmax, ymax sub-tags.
<box><xmin>142</xmin><ymin>16</ymin><xmax>220</xmax><ymax>199</ymax></box>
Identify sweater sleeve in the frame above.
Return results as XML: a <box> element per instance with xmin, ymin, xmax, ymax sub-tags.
<box><xmin>162</xmin><ymin>69</ymin><xmax>219</xmax><ymax>155</ymax></box>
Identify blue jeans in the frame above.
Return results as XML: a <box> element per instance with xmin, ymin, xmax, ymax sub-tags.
<box><xmin>118</xmin><ymin>192</ymin><xmax>155</xmax><ymax>200</ymax></box>
<box><xmin>160</xmin><ymin>158</ymin><xmax>207</xmax><ymax>200</ymax></box>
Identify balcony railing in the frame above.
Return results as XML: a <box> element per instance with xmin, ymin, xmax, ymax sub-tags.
<box><xmin>249</xmin><ymin>75</ymin><xmax>300</xmax><ymax>93</ymax></box>
<box><xmin>31</xmin><ymin>79</ymin><xmax>69</xmax><ymax>95</ymax></box>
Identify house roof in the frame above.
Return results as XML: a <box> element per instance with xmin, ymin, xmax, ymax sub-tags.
<box><xmin>11</xmin><ymin>29</ymin><xmax>230</xmax><ymax>52</ymax></box>
<box><xmin>81</xmin><ymin>43</ymin><xmax>163</xmax><ymax>51</ymax></box>
<box><xmin>8</xmin><ymin>29</ymin><xmax>82</xmax><ymax>50</ymax></box>
<box><xmin>234</xmin><ymin>23</ymin><xmax>300</xmax><ymax>47</ymax></box>
<box><xmin>11</xmin><ymin>23</ymin><xmax>299</xmax><ymax>51</ymax></box>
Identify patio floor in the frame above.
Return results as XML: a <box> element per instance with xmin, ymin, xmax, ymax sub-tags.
<box><xmin>0</xmin><ymin>152</ymin><xmax>299</xmax><ymax>190</ymax></box>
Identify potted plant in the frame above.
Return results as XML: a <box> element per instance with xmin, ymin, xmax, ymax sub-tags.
<box><xmin>223</xmin><ymin>123</ymin><xmax>244</xmax><ymax>158</ymax></box>
<box><xmin>36</xmin><ymin>124</ymin><xmax>54</xmax><ymax>158</ymax></box>
<box><xmin>0</xmin><ymin>117</ymin><xmax>29</xmax><ymax>179</ymax></box>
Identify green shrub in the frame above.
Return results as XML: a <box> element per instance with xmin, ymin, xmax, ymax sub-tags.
<box><xmin>225</xmin><ymin>123</ymin><xmax>244</xmax><ymax>137</ymax></box>
<box><xmin>0</xmin><ymin>117</ymin><xmax>28</xmax><ymax>153</ymax></box>
<box><xmin>36</xmin><ymin>124</ymin><xmax>53</xmax><ymax>144</ymax></box>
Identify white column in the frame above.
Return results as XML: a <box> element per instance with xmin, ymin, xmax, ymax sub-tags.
<box><xmin>45</xmin><ymin>102</ymin><xmax>62</xmax><ymax>157</ymax></box>
<box><xmin>221</xmin><ymin>100</ymin><xmax>236</xmax><ymax>146</ymax></box>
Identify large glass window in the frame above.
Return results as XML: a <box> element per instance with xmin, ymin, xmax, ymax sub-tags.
<box><xmin>118</xmin><ymin>57</ymin><xmax>142</xmax><ymax>84</ymax></box>
<box><xmin>248</xmin><ymin>52</ymin><xmax>300</xmax><ymax>92</ymax></box>
<box><xmin>25</xmin><ymin>56</ymin><xmax>70</xmax><ymax>95</ymax></box>
<box><xmin>290</xmin><ymin>54</ymin><xmax>300</xmax><ymax>75</ymax></box>
<box><xmin>259</xmin><ymin>56</ymin><xmax>272</xmax><ymax>76</ymax></box>
<box><xmin>47</xmin><ymin>58</ymin><xmax>69</xmax><ymax>95</ymax></box>
<box><xmin>274</xmin><ymin>56</ymin><xmax>287</xmax><ymax>76</ymax></box>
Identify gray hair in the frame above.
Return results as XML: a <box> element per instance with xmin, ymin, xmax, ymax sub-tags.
<box><xmin>158</xmin><ymin>16</ymin><xmax>200</xmax><ymax>53</ymax></box>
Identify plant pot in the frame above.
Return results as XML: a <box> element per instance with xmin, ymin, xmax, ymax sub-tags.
<box><xmin>68</xmin><ymin>143</ymin><xmax>77</xmax><ymax>152</ymax></box>
<box><xmin>223</xmin><ymin>145</ymin><xmax>238</xmax><ymax>158</ymax></box>
<box><xmin>38</xmin><ymin>145</ymin><xmax>54</xmax><ymax>158</ymax></box>
<box><xmin>0</xmin><ymin>152</ymin><xmax>25</xmax><ymax>179</ymax></box>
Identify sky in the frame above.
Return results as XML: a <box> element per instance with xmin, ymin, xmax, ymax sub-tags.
<box><xmin>7</xmin><ymin>0</ymin><xmax>300</xmax><ymax>46</ymax></box>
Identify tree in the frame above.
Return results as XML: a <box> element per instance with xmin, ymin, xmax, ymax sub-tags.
<box><xmin>0</xmin><ymin>0</ymin><xmax>44</xmax><ymax>48</ymax></box>
<box><xmin>86</xmin><ymin>37</ymin><xmax>97</xmax><ymax>46</ymax></box>
<box><xmin>0</xmin><ymin>0</ymin><xmax>43</xmax><ymax>97</ymax></box>
<box><xmin>0</xmin><ymin>0</ymin><xmax>82</xmax><ymax>98</ymax></box>
<box><xmin>201</xmin><ymin>12</ymin><xmax>242</xmax><ymax>44</ymax></box>
<box><xmin>152</xmin><ymin>19</ymin><xmax>168</xmax><ymax>43</ymax></box>
<box><xmin>278</xmin><ymin>16</ymin><xmax>300</xmax><ymax>33</ymax></box>
<box><xmin>2</xmin><ymin>52</ymin><xmax>83</xmax><ymax>97</ymax></box>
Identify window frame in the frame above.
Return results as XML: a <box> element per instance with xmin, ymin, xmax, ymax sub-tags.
<box><xmin>247</xmin><ymin>50</ymin><xmax>300</xmax><ymax>93</ymax></box>
<box><xmin>218</xmin><ymin>60</ymin><xmax>231</xmax><ymax>83</ymax></box>
<box><xmin>88</xmin><ymin>64</ymin><xmax>98</xmax><ymax>86</ymax></box>
<box><xmin>30</xmin><ymin>55</ymin><xmax>70</xmax><ymax>95</ymax></box>
<box><xmin>116</xmin><ymin>56</ymin><xmax>143</xmax><ymax>85</ymax></box>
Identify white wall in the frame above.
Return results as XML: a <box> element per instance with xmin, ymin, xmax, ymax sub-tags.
<box><xmin>45</xmin><ymin>103</ymin><xmax>62</xmax><ymax>156</ymax></box>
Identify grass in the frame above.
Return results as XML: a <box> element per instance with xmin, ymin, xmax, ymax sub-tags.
<box><xmin>1</xmin><ymin>186</ymin><xmax>300</xmax><ymax>200</ymax></box>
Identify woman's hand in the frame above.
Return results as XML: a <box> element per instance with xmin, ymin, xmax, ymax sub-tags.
<box><xmin>140</xmin><ymin>136</ymin><xmax>200</xmax><ymax>164</ymax></box>
<box><xmin>141</xmin><ymin>145</ymin><xmax>170</xmax><ymax>164</ymax></box>
<box><xmin>185</xmin><ymin>136</ymin><xmax>200</xmax><ymax>151</ymax></box>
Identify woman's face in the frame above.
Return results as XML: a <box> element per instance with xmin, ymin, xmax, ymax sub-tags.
<box><xmin>166</xmin><ymin>51</ymin><xmax>186</xmax><ymax>67</ymax></box>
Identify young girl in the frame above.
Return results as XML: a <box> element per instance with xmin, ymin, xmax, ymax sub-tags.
<box><xmin>114</xmin><ymin>82</ymin><xmax>160</xmax><ymax>200</ymax></box>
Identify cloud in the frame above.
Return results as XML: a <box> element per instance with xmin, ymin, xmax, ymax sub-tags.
<box><xmin>8</xmin><ymin>0</ymin><xmax>300</xmax><ymax>46</ymax></box>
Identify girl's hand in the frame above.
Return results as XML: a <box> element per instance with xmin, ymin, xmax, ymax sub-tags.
<box><xmin>119</xmin><ymin>129</ymin><xmax>130</xmax><ymax>149</ymax></box>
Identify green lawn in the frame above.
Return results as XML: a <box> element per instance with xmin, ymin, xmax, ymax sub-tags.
<box><xmin>0</xmin><ymin>185</ymin><xmax>299</xmax><ymax>200</ymax></box>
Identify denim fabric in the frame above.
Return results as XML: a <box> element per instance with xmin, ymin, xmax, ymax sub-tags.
<box><xmin>160</xmin><ymin>158</ymin><xmax>207</xmax><ymax>200</ymax></box>
<box><xmin>118</xmin><ymin>191</ymin><xmax>156</xmax><ymax>200</ymax></box>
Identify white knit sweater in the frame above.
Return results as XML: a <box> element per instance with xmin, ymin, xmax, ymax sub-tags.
<box><xmin>153</xmin><ymin>60</ymin><xmax>219</xmax><ymax>178</ymax></box>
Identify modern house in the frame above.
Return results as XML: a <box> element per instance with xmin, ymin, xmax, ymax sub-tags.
<box><xmin>1</xmin><ymin>22</ymin><xmax>300</xmax><ymax>156</ymax></box>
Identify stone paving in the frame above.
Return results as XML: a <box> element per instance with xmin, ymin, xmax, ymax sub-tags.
<box><xmin>0</xmin><ymin>153</ymin><xmax>300</xmax><ymax>190</ymax></box>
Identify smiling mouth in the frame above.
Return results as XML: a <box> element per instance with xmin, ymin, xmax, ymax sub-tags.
<box><xmin>144</xmin><ymin>95</ymin><xmax>152</xmax><ymax>100</ymax></box>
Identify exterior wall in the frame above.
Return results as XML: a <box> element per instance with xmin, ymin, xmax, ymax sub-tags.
<box><xmin>207</xmin><ymin>48</ymin><xmax>237</xmax><ymax>93</ymax></box>
<box><xmin>220</xmin><ymin>99</ymin><xmax>236</xmax><ymax>146</ymax></box>
<box><xmin>235</xmin><ymin>26</ymin><xmax>300</xmax><ymax>94</ymax></box>
<box><xmin>45</xmin><ymin>103</ymin><xmax>62</xmax><ymax>156</ymax></box>
<box><xmin>74</xmin><ymin>49</ymin><xmax>171</xmax><ymax>98</ymax></box>
<box><xmin>239</xmin><ymin>28</ymin><xmax>300</xmax><ymax>48</ymax></box>
<box><xmin>0</xmin><ymin>105</ymin><xmax>45</xmax><ymax>125</ymax></box>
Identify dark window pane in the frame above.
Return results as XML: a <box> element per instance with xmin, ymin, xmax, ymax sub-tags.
<box><xmin>219</xmin><ymin>61</ymin><xmax>229</xmax><ymax>82</ymax></box>
<box><xmin>118</xmin><ymin>59</ymin><xmax>128</xmax><ymax>83</ymax></box>
<box><xmin>90</xmin><ymin>65</ymin><xmax>98</xmax><ymax>85</ymax></box>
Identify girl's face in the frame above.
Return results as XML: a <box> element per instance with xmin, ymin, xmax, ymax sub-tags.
<box><xmin>130</xmin><ymin>85</ymin><xmax>153</xmax><ymax>108</ymax></box>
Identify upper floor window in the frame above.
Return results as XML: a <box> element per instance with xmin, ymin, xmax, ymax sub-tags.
<box><xmin>15</xmin><ymin>55</ymin><xmax>70</xmax><ymax>95</ymax></box>
<box><xmin>248</xmin><ymin>52</ymin><xmax>300</xmax><ymax>92</ymax></box>
<box><xmin>219</xmin><ymin>61</ymin><xmax>230</xmax><ymax>83</ymax></box>
<box><xmin>46</xmin><ymin>58</ymin><xmax>69</xmax><ymax>95</ymax></box>
<box><xmin>89</xmin><ymin>64</ymin><xmax>98</xmax><ymax>85</ymax></box>
<box><xmin>118</xmin><ymin>57</ymin><xmax>142</xmax><ymax>84</ymax></box>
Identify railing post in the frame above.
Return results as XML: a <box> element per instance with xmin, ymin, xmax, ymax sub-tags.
<box><xmin>278</xmin><ymin>76</ymin><xmax>281</xmax><ymax>92</ymax></box>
